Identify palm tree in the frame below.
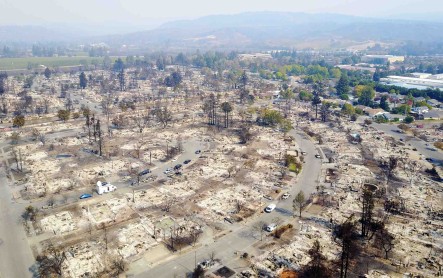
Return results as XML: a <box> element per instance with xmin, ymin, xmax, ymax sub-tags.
<box><xmin>221</xmin><ymin>102</ymin><xmax>233</xmax><ymax>128</ymax></box>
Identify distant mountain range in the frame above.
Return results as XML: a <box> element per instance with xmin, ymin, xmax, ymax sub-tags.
<box><xmin>2</xmin><ymin>12</ymin><xmax>443</xmax><ymax>50</ymax></box>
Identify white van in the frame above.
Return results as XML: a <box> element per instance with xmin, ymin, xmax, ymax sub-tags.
<box><xmin>264</xmin><ymin>204</ymin><xmax>276</xmax><ymax>213</ymax></box>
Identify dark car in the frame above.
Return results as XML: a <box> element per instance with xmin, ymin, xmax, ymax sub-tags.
<box><xmin>79</xmin><ymin>193</ymin><xmax>92</xmax><ymax>199</ymax></box>
<box><xmin>139</xmin><ymin>169</ymin><xmax>151</xmax><ymax>176</ymax></box>
<box><xmin>184</xmin><ymin>159</ymin><xmax>191</xmax><ymax>164</ymax></box>
<box><xmin>426</xmin><ymin>158</ymin><xmax>434</xmax><ymax>162</ymax></box>
<box><xmin>195</xmin><ymin>150</ymin><xmax>201</xmax><ymax>154</ymax></box>
<box><xmin>224</xmin><ymin>217</ymin><xmax>234</xmax><ymax>224</ymax></box>
<box><xmin>174</xmin><ymin>164</ymin><xmax>182</xmax><ymax>170</ymax></box>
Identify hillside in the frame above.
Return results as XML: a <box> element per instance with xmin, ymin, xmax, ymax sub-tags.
<box><xmin>2</xmin><ymin>12</ymin><xmax>443</xmax><ymax>50</ymax></box>
<box><xmin>101</xmin><ymin>12</ymin><xmax>443</xmax><ymax>50</ymax></box>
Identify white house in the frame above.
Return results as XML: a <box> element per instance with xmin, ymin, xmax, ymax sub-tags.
<box><xmin>96</xmin><ymin>181</ymin><xmax>117</xmax><ymax>195</ymax></box>
<box><xmin>411</xmin><ymin>106</ymin><xmax>429</xmax><ymax>114</ymax></box>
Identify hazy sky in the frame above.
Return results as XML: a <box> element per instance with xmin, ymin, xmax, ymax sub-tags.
<box><xmin>1</xmin><ymin>0</ymin><xmax>443</xmax><ymax>27</ymax></box>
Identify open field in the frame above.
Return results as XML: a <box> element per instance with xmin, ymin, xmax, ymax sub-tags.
<box><xmin>0</xmin><ymin>56</ymin><xmax>116</xmax><ymax>70</ymax></box>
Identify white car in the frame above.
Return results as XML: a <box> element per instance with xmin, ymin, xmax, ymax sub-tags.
<box><xmin>282</xmin><ymin>193</ymin><xmax>290</xmax><ymax>199</ymax></box>
<box><xmin>266</xmin><ymin>223</ymin><xmax>277</xmax><ymax>232</ymax></box>
<box><xmin>264</xmin><ymin>204</ymin><xmax>276</xmax><ymax>213</ymax></box>
<box><xmin>163</xmin><ymin>168</ymin><xmax>172</xmax><ymax>174</ymax></box>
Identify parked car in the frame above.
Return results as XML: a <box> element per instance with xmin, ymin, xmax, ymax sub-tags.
<box><xmin>266</xmin><ymin>223</ymin><xmax>277</xmax><ymax>232</ymax></box>
<box><xmin>198</xmin><ymin>260</ymin><xmax>213</xmax><ymax>269</ymax></box>
<box><xmin>174</xmin><ymin>164</ymin><xmax>182</xmax><ymax>170</ymax></box>
<box><xmin>164</xmin><ymin>168</ymin><xmax>173</xmax><ymax>174</ymax></box>
<box><xmin>264</xmin><ymin>204</ymin><xmax>276</xmax><ymax>213</ymax></box>
<box><xmin>139</xmin><ymin>169</ymin><xmax>151</xmax><ymax>176</ymax></box>
<box><xmin>224</xmin><ymin>217</ymin><xmax>234</xmax><ymax>224</ymax></box>
<box><xmin>315</xmin><ymin>154</ymin><xmax>321</xmax><ymax>158</ymax></box>
<box><xmin>79</xmin><ymin>193</ymin><xmax>92</xmax><ymax>199</ymax></box>
<box><xmin>184</xmin><ymin>159</ymin><xmax>191</xmax><ymax>164</ymax></box>
<box><xmin>263</xmin><ymin>195</ymin><xmax>273</xmax><ymax>200</ymax></box>
<box><xmin>282</xmin><ymin>193</ymin><xmax>290</xmax><ymax>199</ymax></box>
<box><xmin>301</xmin><ymin>151</ymin><xmax>307</xmax><ymax>155</ymax></box>
<box><xmin>195</xmin><ymin>150</ymin><xmax>201</xmax><ymax>154</ymax></box>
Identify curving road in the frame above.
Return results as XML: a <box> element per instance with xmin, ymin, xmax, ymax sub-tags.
<box><xmin>133</xmin><ymin>127</ymin><xmax>322</xmax><ymax>278</ymax></box>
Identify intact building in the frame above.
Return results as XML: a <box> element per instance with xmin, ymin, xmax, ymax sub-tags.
<box><xmin>361</xmin><ymin>55</ymin><xmax>405</xmax><ymax>64</ymax></box>
<box><xmin>381</xmin><ymin>76</ymin><xmax>443</xmax><ymax>89</ymax></box>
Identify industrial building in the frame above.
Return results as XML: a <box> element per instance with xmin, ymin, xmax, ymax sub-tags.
<box><xmin>361</xmin><ymin>55</ymin><xmax>404</xmax><ymax>64</ymax></box>
<box><xmin>381</xmin><ymin>75</ymin><xmax>443</xmax><ymax>89</ymax></box>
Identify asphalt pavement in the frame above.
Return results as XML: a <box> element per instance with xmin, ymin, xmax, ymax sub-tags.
<box><xmin>0</xmin><ymin>169</ymin><xmax>35</xmax><ymax>278</ymax></box>
<box><xmin>134</xmin><ymin>127</ymin><xmax>323</xmax><ymax>278</ymax></box>
<box><xmin>372</xmin><ymin>122</ymin><xmax>443</xmax><ymax>165</ymax></box>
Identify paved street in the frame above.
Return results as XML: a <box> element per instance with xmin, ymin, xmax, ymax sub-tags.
<box><xmin>0</xmin><ymin>168</ymin><xmax>34</xmax><ymax>278</ymax></box>
<box><xmin>0</xmin><ymin>122</ymin><xmax>209</xmax><ymax>278</ymax></box>
<box><xmin>372</xmin><ymin>122</ymin><xmax>443</xmax><ymax>165</ymax></box>
<box><xmin>133</xmin><ymin>127</ymin><xmax>323</xmax><ymax>278</ymax></box>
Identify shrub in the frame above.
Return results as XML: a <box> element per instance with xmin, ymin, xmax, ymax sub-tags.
<box><xmin>404</xmin><ymin>115</ymin><xmax>414</xmax><ymax>124</ymax></box>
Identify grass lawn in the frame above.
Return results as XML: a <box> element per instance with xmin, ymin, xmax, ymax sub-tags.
<box><xmin>0</xmin><ymin>56</ymin><xmax>112</xmax><ymax>70</ymax></box>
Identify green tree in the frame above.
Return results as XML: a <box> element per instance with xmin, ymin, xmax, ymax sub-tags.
<box><xmin>373</xmin><ymin>68</ymin><xmax>381</xmax><ymax>82</ymax></box>
<box><xmin>358</xmin><ymin>86</ymin><xmax>375</xmax><ymax>106</ymax></box>
<box><xmin>335</xmin><ymin>73</ymin><xmax>350</xmax><ymax>96</ymax></box>
<box><xmin>339</xmin><ymin>94</ymin><xmax>349</xmax><ymax>100</ymax></box>
<box><xmin>341</xmin><ymin>103</ymin><xmax>355</xmax><ymax>115</ymax></box>
<box><xmin>57</xmin><ymin>109</ymin><xmax>70</xmax><ymax>122</ymax></box>
<box><xmin>404</xmin><ymin>115</ymin><xmax>414</xmax><ymax>124</ymax></box>
<box><xmin>391</xmin><ymin>104</ymin><xmax>411</xmax><ymax>115</ymax></box>
<box><xmin>380</xmin><ymin>95</ymin><xmax>390</xmax><ymax>111</ymax></box>
<box><xmin>353</xmin><ymin>85</ymin><xmax>365</xmax><ymax>98</ymax></box>
<box><xmin>280</xmin><ymin>119</ymin><xmax>293</xmax><ymax>137</ymax></box>
<box><xmin>79</xmin><ymin>72</ymin><xmax>88</xmax><ymax>89</ymax></box>
<box><xmin>299</xmin><ymin>90</ymin><xmax>313</xmax><ymax>101</ymax></box>
<box><xmin>293</xmin><ymin>191</ymin><xmax>305</xmax><ymax>217</ymax></box>
<box><xmin>312</xmin><ymin>93</ymin><xmax>322</xmax><ymax>119</ymax></box>
<box><xmin>260</xmin><ymin>109</ymin><xmax>283</xmax><ymax>126</ymax></box>
<box><xmin>329</xmin><ymin>68</ymin><xmax>342</xmax><ymax>79</ymax></box>
<box><xmin>13</xmin><ymin>115</ymin><xmax>25</xmax><ymax>127</ymax></box>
